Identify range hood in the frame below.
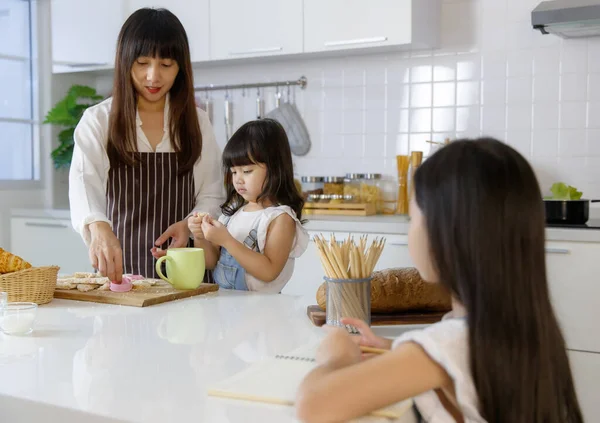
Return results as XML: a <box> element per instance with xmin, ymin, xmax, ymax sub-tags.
<box><xmin>532</xmin><ymin>0</ymin><xmax>600</xmax><ymax>38</ymax></box>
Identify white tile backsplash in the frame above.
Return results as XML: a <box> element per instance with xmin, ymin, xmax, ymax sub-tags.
<box><xmin>93</xmin><ymin>0</ymin><xmax>600</xmax><ymax>197</ymax></box>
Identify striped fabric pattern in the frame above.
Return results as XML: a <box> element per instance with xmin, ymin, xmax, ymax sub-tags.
<box><xmin>106</xmin><ymin>153</ymin><xmax>195</xmax><ymax>278</ymax></box>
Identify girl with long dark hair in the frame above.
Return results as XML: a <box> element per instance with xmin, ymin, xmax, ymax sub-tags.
<box><xmin>296</xmin><ymin>138</ymin><xmax>583</xmax><ymax>423</ymax></box>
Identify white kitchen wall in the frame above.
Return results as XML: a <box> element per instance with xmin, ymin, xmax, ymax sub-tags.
<box><xmin>95</xmin><ymin>0</ymin><xmax>600</xmax><ymax>200</ymax></box>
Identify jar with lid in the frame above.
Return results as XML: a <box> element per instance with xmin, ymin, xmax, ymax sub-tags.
<box><xmin>344</xmin><ymin>173</ymin><xmax>365</xmax><ymax>199</ymax></box>
<box><xmin>361</xmin><ymin>173</ymin><xmax>382</xmax><ymax>212</ymax></box>
<box><xmin>328</xmin><ymin>194</ymin><xmax>344</xmax><ymax>205</ymax></box>
<box><xmin>379</xmin><ymin>176</ymin><xmax>397</xmax><ymax>215</ymax></box>
<box><xmin>300</xmin><ymin>176</ymin><xmax>324</xmax><ymax>198</ymax></box>
<box><xmin>323</xmin><ymin>177</ymin><xmax>344</xmax><ymax>195</ymax></box>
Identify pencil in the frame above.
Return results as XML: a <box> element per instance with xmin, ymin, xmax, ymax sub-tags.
<box><xmin>360</xmin><ymin>346</ymin><xmax>388</xmax><ymax>355</ymax></box>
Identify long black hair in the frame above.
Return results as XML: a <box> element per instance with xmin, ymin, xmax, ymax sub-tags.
<box><xmin>413</xmin><ymin>138</ymin><xmax>582</xmax><ymax>423</ymax></box>
<box><xmin>221</xmin><ymin>119</ymin><xmax>304</xmax><ymax>221</ymax></box>
<box><xmin>108</xmin><ymin>8</ymin><xmax>200</xmax><ymax>173</ymax></box>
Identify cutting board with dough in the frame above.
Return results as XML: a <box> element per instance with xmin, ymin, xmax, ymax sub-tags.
<box><xmin>54</xmin><ymin>282</ymin><xmax>219</xmax><ymax>307</ymax></box>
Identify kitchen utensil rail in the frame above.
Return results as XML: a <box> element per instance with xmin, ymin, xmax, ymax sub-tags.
<box><xmin>195</xmin><ymin>76</ymin><xmax>307</xmax><ymax>93</ymax></box>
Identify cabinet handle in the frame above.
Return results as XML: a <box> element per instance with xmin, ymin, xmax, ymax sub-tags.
<box><xmin>389</xmin><ymin>242</ymin><xmax>409</xmax><ymax>246</ymax></box>
<box><xmin>25</xmin><ymin>222</ymin><xmax>69</xmax><ymax>229</ymax></box>
<box><xmin>324</xmin><ymin>36</ymin><xmax>388</xmax><ymax>47</ymax></box>
<box><xmin>229</xmin><ymin>47</ymin><xmax>282</xmax><ymax>56</ymax></box>
<box><xmin>545</xmin><ymin>248</ymin><xmax>570</xmax><ymax>254</ymax></box>
<box><xmin>67</xmin><ymin>62</ymin><xmax>109</xmax><ymax>68</ymax></box>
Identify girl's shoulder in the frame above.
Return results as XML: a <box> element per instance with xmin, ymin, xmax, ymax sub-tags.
<box><xmin>393</xmin><ymin>316</ymin><xmax>467</xmax><ymax>351</ymax></box>
<box><xmin>256</xmin><ymin>205</ymin><xmax>309</xmax><ymax>257</ymax></box>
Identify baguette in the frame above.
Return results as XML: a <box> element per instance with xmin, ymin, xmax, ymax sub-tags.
<box><xmin>316</xmin><ymin>267</ymin><xmax>451</xmax><ymax>313</ymax></box>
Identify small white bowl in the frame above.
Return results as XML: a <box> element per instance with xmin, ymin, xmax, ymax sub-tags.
<box><xmin>0</xmin><ymin>302</ymin><xmax>38</xmax><ymax>335</ymax></box>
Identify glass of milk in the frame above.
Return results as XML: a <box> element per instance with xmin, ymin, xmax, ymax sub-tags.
<box><xmin>0</xmin><ymin>302</ymin><xmax>37</xmax><ymax>335</ymax></box>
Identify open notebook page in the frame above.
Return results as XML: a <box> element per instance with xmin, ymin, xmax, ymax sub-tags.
<box><xmin>207</xmin><ymin>342</ymin><xmax>413</xmax><ymax>419</ymax></box>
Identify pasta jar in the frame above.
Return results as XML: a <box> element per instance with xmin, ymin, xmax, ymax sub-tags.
<box><xmin>361</xmin><ymin>173</ymin><xmax>382</xmax><ymax>212</ymax></box>
<box><xmin>344</xmin><ymin>173</ymin><xmax>365</xmax><ymax>199</ymax></box>
<box><xmin>323</xmin><ymin>177</ymin><xmax>345</xmax><ymax>195</ymax></box>
<box><xmin>300</xmin><ymin>176</ymin><xmax>324</xmax><ymax>198</ymax></box>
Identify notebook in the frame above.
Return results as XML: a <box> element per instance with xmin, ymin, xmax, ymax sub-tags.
<box><xmin>207</xmin><ymin>343</ymin><xmax>413</xmax><ymax>419</ymax></box>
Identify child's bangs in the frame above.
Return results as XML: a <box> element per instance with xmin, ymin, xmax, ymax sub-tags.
<box><xmin>223</xmin><ymin>136</ymin><xmax>264</xmax><ymax>168</ymax></box>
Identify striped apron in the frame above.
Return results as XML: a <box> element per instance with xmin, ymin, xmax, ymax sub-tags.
<box><xmin>106</xmin><ymin>153</ymin><xmax>195</xmax><ymax>278</ymax></box>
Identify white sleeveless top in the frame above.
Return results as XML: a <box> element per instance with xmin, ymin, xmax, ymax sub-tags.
<box><xmin>218</xmin><ymin>205</ymin><xmax>309</xmax><ymax>293</ymax></box>
<box><xmin>392</xmin><ymin>316</ymin><xmax>487</xmax><ymax>422</ymax></box>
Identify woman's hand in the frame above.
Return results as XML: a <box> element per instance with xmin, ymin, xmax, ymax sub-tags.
<box><xmin>316</xmin><ymin>326</ymin><xmax>361</xmax><ymax>368</ymax></box>
<box><xmin>152</xmin><ymin>220</ymin><xmax>191</xmax><ymax>258</ymax></box>
<box><xmin>340</xmin><ymin>317</ymin><xmax>394</xmax><ymax>351</ymax></box>
<box><xmin>88</xmin><ymin>222</ymin><xmax>123</xmax><ymax>282</ymax></box>
<box><xmin>201</xmin><ymin>216</ymin><xmax>232</xmax><ymax>247</ymax></box>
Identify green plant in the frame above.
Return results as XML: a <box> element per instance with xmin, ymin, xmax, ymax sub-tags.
<box><xmin>44</xmin><ymin>85</ymin><xmax>103</xmax><ymax>169</ymax></box>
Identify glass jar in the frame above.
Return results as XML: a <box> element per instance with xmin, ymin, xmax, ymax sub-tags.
<box><xmin>343</xmin><ymin>194</ymin><xmax>359</xmax><ymax>204</ymax></box>
<box><xmin>306</xmin><ymin>193</ymin><xmax>320</xmax><ymax>203</ymax></box>
<box><xmin>326</xmin><ymin>276</ymin><xmax>371</xmax><ymax>328</ymax></box>
<box><xmin>301</xmin><ymin>176</ymin><xmax>324</xmax><ymax>198</ymax></box>
<box><xmin>323</xmin><ymin>177</ymin><xmax>345</xmax><ymax>195</ymax></box>
<box><xmin>344</xmin><ymin>173</ymin><xmax>365</xmax><ymax>199</ymax></box>
<box><xmin>379</xmin><ymin>177</ymin><xmax>398</xmax><ymax>215</ymax></box>
<box><xmin>361</xmin><ymin>173</ymin><xmax>382</xmax><ymax>212</ymax></box>
<box><xmin>329</xmin><ymin>194</ymin><xmax>344</xmax><ymax>205</ymax></box>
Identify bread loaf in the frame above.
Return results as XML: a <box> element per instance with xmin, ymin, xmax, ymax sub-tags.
<box><xmin>316</xmin><ymin>267</ymin><xmax>451</xmax><ymax>313</ymax></box>
<box><xmin>0</xmin><ymin>248</ymin><xmax>32</xmax><ymax>274</ymax></box>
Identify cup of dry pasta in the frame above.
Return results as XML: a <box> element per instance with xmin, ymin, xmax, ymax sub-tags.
<box><xmin>313</xmin><ymin>234</ymin><xmax>385</xmax><ymax>332</ymax></box>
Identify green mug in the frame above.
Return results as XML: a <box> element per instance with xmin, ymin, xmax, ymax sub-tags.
<box><xmin>155</xmin><ymin>248</ymin><xmax>205</xmax><ymax>290</ymax></box>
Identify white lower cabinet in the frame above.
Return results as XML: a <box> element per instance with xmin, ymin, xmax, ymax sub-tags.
<box><xmin>10</xmin><ymin>217</ymin><xmax>92</xmax><ymax>275</ymax></box>
<box><xmin>545</xmin><ymin>241</ymin><xmax>600</xmax><ymax>353</ymax></box>
<box><xmin>568</xmin><ymin>350</ymin><xmax>600</xmax><ymax>422</ymax></box>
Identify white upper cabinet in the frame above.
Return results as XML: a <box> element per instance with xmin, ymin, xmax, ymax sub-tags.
<box><xmin>51</xmin><ymin>0</ymin><xmax>126</xmax><ymax>72</ymax></box>
<box><xmin>304</xmin><ymin>0</ymin><xmax>440</xmax><ymax>53</ymax></box>
<box><xmin>209</xmin><ymin>0</ymin><xmax>303</xmax><ymax>60</ymax></box>
<box><xmin>126</xmin><ymin>0</ymin><xmax>210</xmax><ymax>63</ymax></box>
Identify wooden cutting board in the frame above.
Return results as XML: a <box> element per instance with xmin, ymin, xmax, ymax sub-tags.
<box><xmin>54</xmin><ymin>283</ymin><xmax>219</xmax><ymax>307</ymax></box>
<box><xmin>307</xmin><ymin>305</ymin><xmax>446</xmax><ymax>327</ymax></box>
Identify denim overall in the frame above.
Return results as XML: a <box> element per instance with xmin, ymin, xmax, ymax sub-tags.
<box><xmin>213</xmin><ymin>216</ymin><xmax>261</xmax><ymax>291</ymax></box>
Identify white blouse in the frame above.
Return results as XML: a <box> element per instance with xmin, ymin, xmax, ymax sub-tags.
<box><xmin>69</xmin><ymin>97</ymin><xmax>225</xmax><ymax>245</ymax></box>
<box><xmin>217</xmin><ymin>205</ymin><xmax>309</xmax><ymax>293</ymax></box>
<box><xmin>392</xmin><ymin>316</ymin><xmax>486</xmax><ymax>422</ymax></box>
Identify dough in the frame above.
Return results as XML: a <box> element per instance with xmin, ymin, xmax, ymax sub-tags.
<box><xmin>76</xmin><ymin>283</ymin><xmax>98</xmax><ymax>292</ymax></box>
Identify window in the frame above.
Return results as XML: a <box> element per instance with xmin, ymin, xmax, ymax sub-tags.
<box><xmin>0</xmin><ymin>0</ymin><xmax>38</xmax><ymax>181</ymax></box>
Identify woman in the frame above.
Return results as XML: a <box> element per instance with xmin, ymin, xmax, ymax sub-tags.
<box><xmin>69</xmin><ymin>8</ymin><xmax>224</xmax><ymax>282</ymax></box>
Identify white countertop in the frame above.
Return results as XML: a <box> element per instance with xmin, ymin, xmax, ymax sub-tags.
<box><xmin>0</xmin><ymin>291</ymin><xmax>418</xmax><ymax>423</ymax></box>
<box><xmin>12</xmin><ymin>208</ymin><xmax>600</xmax><ymax>243</ymax></box>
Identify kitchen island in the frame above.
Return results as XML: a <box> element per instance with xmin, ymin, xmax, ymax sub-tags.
<box><xmin>0</xmin><ymin>291</ymin><xmax>418</xmax><ymax>423</ymax></box>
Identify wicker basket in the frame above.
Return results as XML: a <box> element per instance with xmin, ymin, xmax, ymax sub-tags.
<box><xmin>0</xmin><ymin>266</ymin><xmax>60</xmax><ymax>304</ymax></box>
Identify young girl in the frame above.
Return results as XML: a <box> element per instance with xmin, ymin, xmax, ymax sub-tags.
<box><xmin>296</xmin><ymin>138</ymin><xmax>583</xmax><ymax>423</ymax></box>
<box><xmin>69</xmin><ymin>8</ymin><xmax>224</xmax><ymax>282</ymax></box>
<box><xmin>188</xmin><ymin>119</ymin><xmax>308</xmax><ymax>293</ymax></box>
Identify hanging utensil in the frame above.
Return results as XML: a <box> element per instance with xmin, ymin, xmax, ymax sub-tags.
<box><xmin>256</xmin><ymin>88</ymin><xmax>264</xmax><ymax>119</ymax></box>
<box><xmin>224</xmin><ymin>91</ymin><xmax>233</xmax><ymax>141</ymax></box>
<box><xmin>202</xmin><ymin>90</ymin><xmax>213</xmax><ymax>124</ymax></box>
<box><xmin>266</xmin><ymin>84</ymin><xmax>311</xmax><ymax>156</ymax></box>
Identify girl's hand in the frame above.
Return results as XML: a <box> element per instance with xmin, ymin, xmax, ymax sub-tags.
<box><xmin>316</xmin><ymin>326</ymin><xmax>361</xmax><ymax>368</ymax></box>
<box><xmin>340</xmin><ymin>317</ymin><xmax>394</xmax><ymax>351</ymax></box>
<box><xmin>201</xmin><ymin>217</ymin><xmax>232</xmax><ymax>247</ymax></box>
<box><xmin>188</xmin><ymin>214</ymin><xmax>205</xmax><ymax>240</ymax></box>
